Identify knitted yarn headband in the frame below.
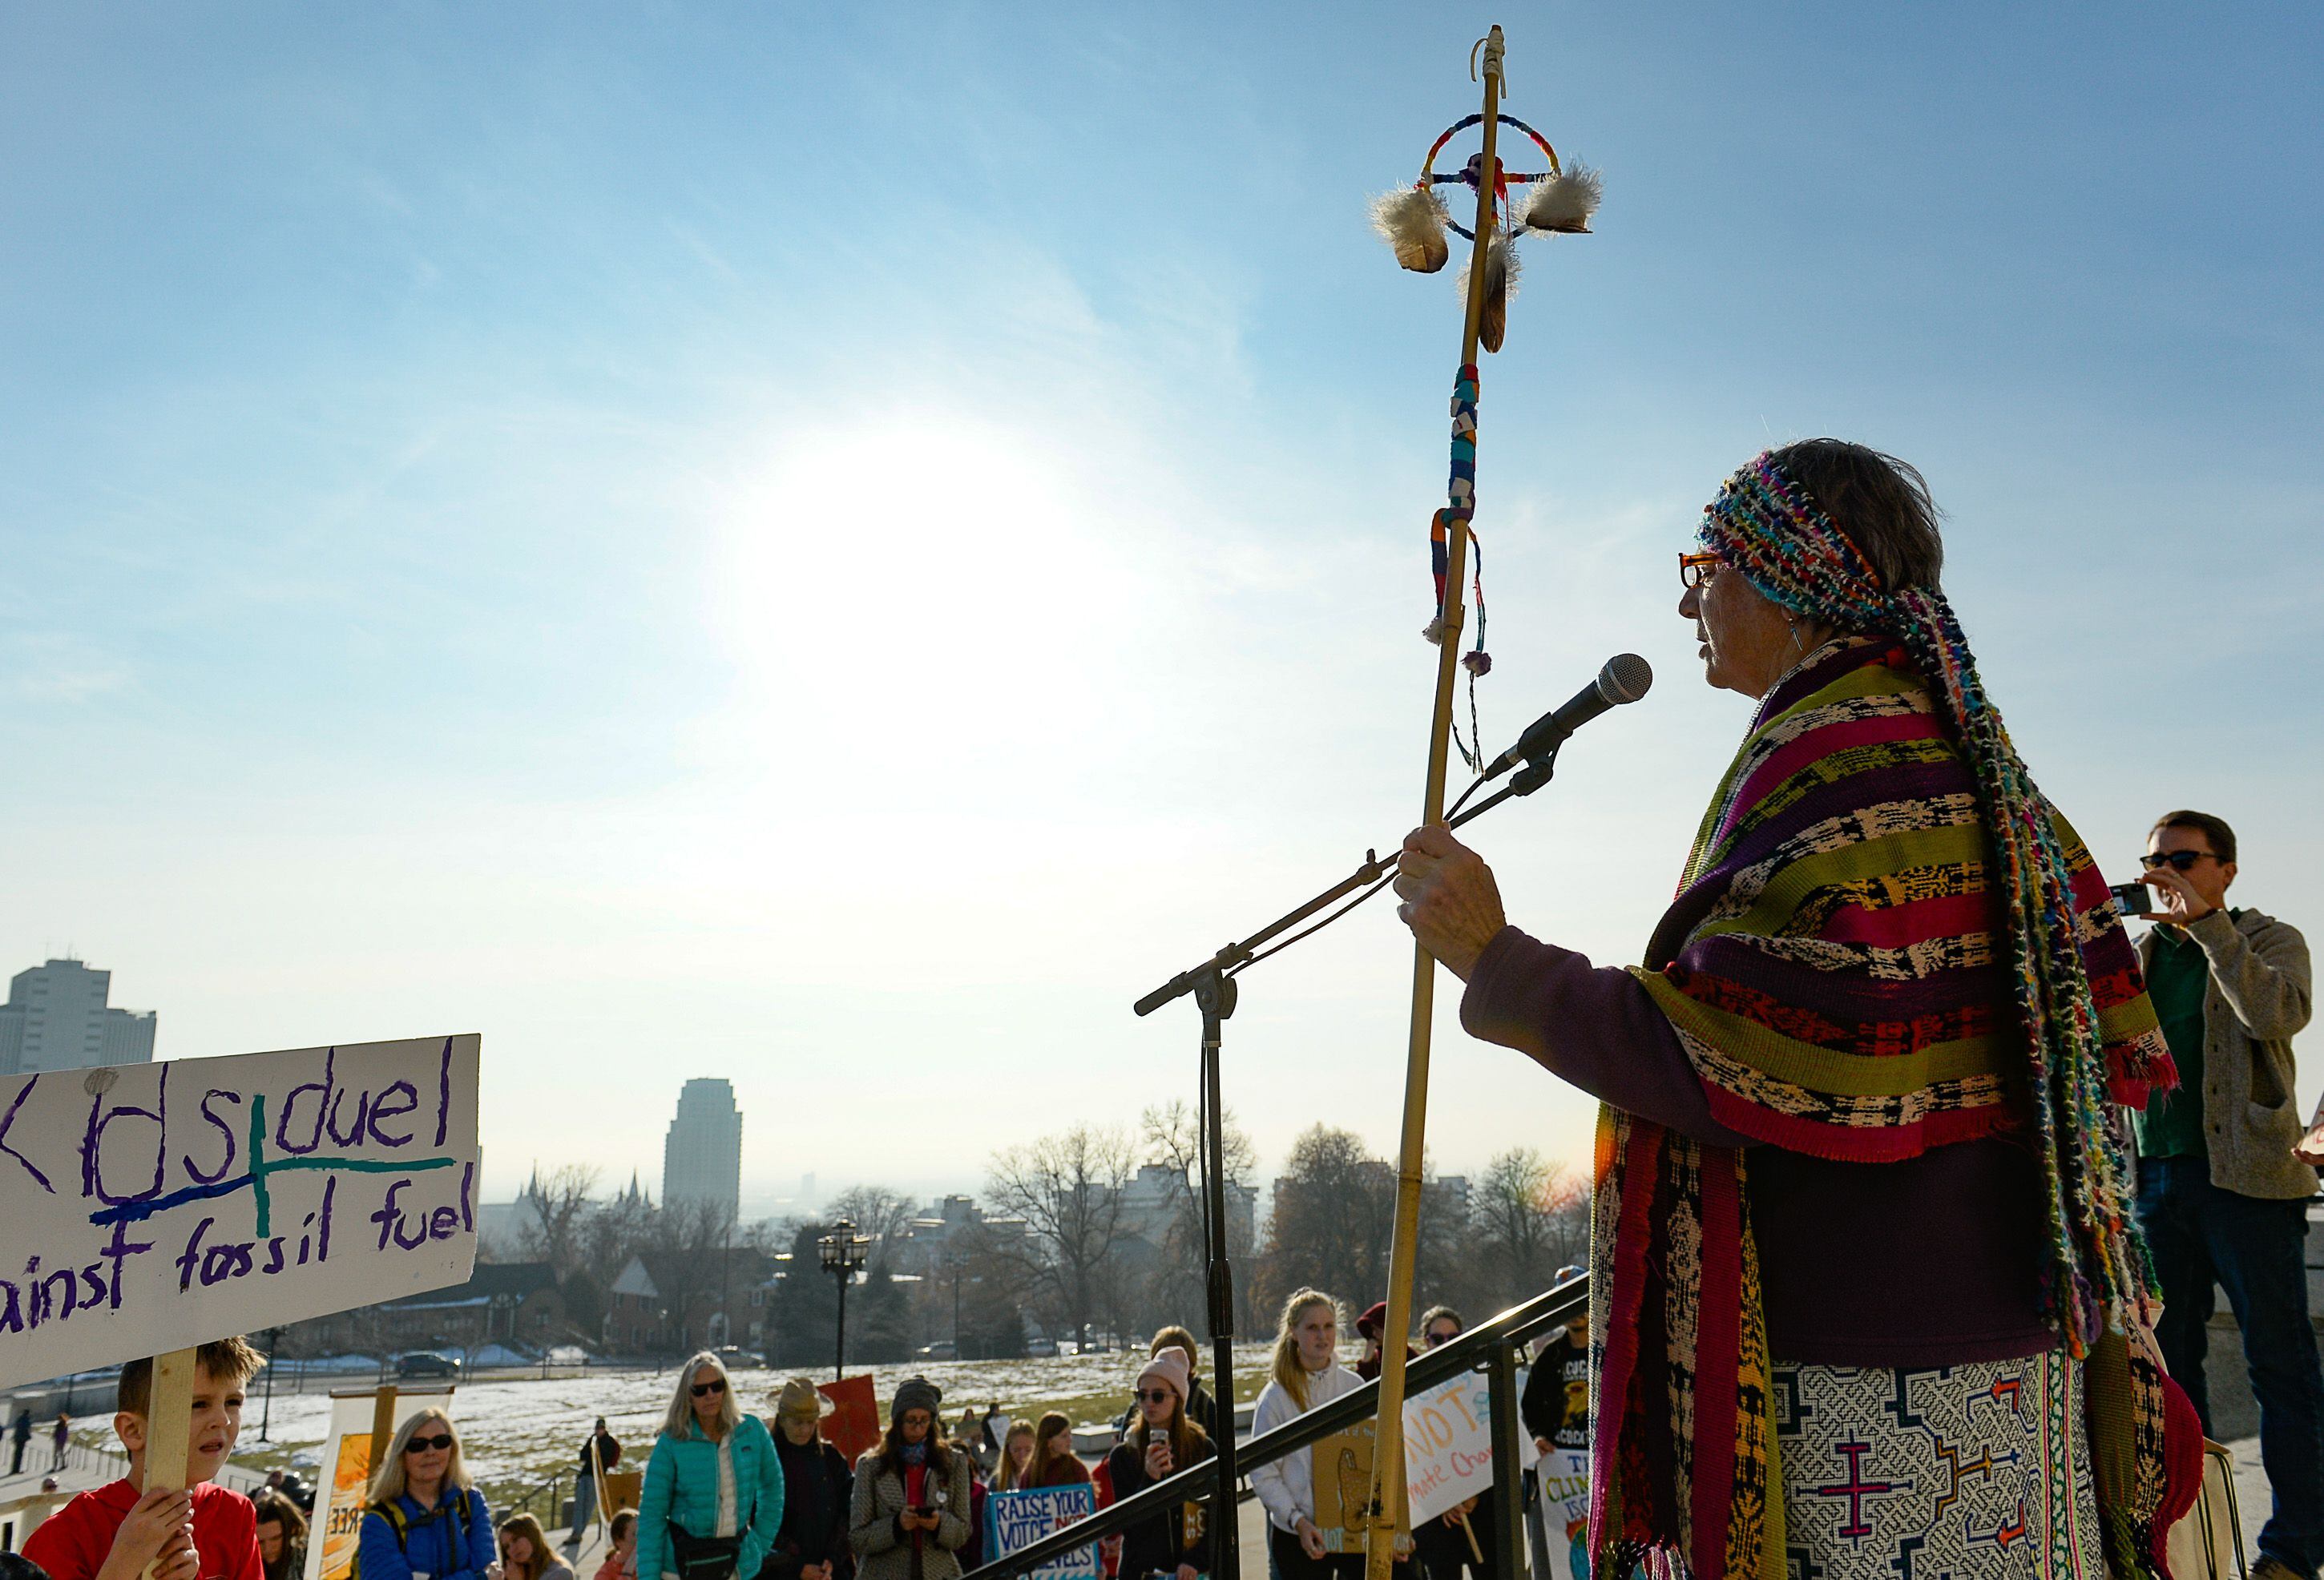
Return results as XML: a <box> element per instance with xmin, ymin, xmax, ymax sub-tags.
<box><xmin>1697</xmin><ymin>449</ymin><xmax>2160</xmax><ymax>1352</ymax></box>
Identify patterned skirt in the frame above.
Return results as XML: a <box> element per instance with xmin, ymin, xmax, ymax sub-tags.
<box><xmin>1773</xmin><ymin>1348</ymin><xmax>2106</xmax><ymax>1580</ymax></box>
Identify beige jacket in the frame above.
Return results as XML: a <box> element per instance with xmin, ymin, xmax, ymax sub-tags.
<box><xmin>2136</xmin><ymin>907</ymin><xmax>2315</xmax><ymax>1199</ymax></box>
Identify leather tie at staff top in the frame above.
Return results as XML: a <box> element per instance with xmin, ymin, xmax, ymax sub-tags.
<box><xmin>1372</xmin><ymin>38</ymin><xmax>1604</xmax><ymax>769</ymax></box>
<box><xmin>1358</xmin><ymin>28</ymin><xmax>1602</xmax><ymax>1580</ymax></box>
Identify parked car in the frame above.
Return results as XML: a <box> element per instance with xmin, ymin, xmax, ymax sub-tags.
<box><xmin>1024</xmin><ymin>1337</ymin><xmax>1058</xmax><ymax>1358</ymax></box>
<box><xmin>395</xmin><ymin>1351</ymin><xmax>462</xmax><ymax>1380</ymax></box>
<box><xmin>914</xmin><ymin>1341</ymin><xmax>958</xmax><ymax>1361</ymax></box>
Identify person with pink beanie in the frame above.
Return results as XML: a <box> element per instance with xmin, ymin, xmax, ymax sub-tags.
<box><xmin>1101</xmin><ymin>1351</ymin><xmax>1216</xmax><ymax>1580</ymax></box>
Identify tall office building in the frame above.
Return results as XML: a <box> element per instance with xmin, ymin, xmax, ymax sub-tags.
<box><xmin>662</xmin><ymin>1078</ymin><xmax>743</xmax><ymax>1223</ymax></box>
<box><xmin>0</xmin><ymin>958</ymin><xmax>157</xmax><ymax>1076</ymax></box>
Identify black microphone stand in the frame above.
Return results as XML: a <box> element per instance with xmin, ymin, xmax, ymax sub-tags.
<box><xmin>1130</xmin><ymin>746</ymin><xmax>1562</xmax><ymax>1580</ymax></box>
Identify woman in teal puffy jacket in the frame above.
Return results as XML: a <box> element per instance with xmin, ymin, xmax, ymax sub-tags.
<box><xmin>637</xmin><ymin>1352</ymin><xmax>785</xmax><ymax>1580</ymax></box>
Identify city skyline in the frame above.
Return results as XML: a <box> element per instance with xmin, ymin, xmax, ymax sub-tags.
<box><xmin>0</xmin><ymin>956</ymin><xmax>155</xmax><ymax>1074</ymax></box>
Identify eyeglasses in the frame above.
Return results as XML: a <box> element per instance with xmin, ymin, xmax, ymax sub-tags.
<box><xmin>405</xmin><ymin>1433</ymin><xmax>454</xmax><ymax>1453</ymax></box>
<box><xmin>691</xmin><ymin>1379</ymin><xmax>728</xmax><ymax>1397</ymax></box>
<box><xmin>901</xmin><ymin>1412</ymin><xmax>934</xmax><ymax>1428</ymax></box>
<box><xmin>1424</xmin><ymin>1329</ymin><xmax>1459</xmax><ymax>1347</ymax></box>
<box><xmin>1136</xmin><ymin>1389</ymin><xmax>1175</xmax><ymax>1405</ymax></box>
<box><xmin>1678</xmin><ymin>551</ymin><xmax>1721</xmax><ymax>590</ymax></box>
<box><xmin>2140</xmin><ymin>850</ymin><xmax>2217</xmax><ymax>872</ymax></box>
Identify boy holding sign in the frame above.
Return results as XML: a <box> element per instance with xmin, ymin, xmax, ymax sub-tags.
<box><xmin>23</xmin><ymin>1339</ymin><xmax>266</xmax><ymax>1580</ymax></box>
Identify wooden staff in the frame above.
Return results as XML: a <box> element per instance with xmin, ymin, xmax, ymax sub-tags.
<box><xmin>1366</xmin><ymin>26</ymin><xmax>1504</xmax><ymax>1580</ymax></box>
<box><xmin>139</xmin><ymin>1348</ymin><xmax>196</xmax><ymax>1580</ymax></box>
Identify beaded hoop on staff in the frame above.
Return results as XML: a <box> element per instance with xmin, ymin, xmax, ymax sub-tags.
<box><xmin>1415</xmin><ymin>113</ymin><xmax>1563</xmax><ymax>240</ymax></box>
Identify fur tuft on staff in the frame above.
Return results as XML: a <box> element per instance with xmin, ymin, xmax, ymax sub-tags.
<box><xmin>1372</xmin><ymin>185</ymin><xmax>1452</xmax><ymax>273</ymax></box>
<box><xmin>1523</xmin><ymin>162</ymin><xmax>1601</xmax><ymax>234</ymax></box>
<box><xmin>1458</xmin><ymin>233</ymin><xmax>1519</xmax><ymax>353</ymax></box>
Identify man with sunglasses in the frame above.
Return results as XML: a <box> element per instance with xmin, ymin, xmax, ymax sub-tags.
<box><xmin>2128</xmin><ymin>808</ymin><xmax>2322</xmax><ymax>1580</ymax></box>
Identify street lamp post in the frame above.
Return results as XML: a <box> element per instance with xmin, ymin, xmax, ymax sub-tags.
<box><xmin>260</xmin><ymin>1327</ymin><xmax>284</xmax><ymax>1441</ymax></box>
<box><xmin>817</xmin><ymin>1220</ymin><xmax>869</xmax><ymax>1383</ymax></box>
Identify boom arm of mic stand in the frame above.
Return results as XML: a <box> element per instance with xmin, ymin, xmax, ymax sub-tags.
<box><xmin>1132</xmin><ymin>748</ymin><xmax>1559</xmax><ymax>1017</ymax></box>
<box><xmin>1133</xmin><ymin>848</ymin><xmax>1400</xmax><ymax>1017</ymax></box>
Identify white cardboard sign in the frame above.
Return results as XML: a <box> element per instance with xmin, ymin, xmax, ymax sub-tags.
<box><xmin>0</xmin><ymin>1034</ymin><xmax>481</xmax><ymax>1388</ymax></box>
<box><xmin>1399</xmin><ymin>1369</ymin><xmax>1541</xmax><ymax>1526</ymax></box>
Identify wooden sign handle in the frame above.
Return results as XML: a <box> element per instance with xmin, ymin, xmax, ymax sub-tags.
<box><xmin>139</xmin><ymin>1348</ymin><xmax>197</xmax><ymax>1580</ymax></box>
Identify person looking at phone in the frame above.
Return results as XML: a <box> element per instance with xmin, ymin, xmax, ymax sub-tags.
<box><xmin>1103</xmin><ymin>1353</ymin><xmax>1215</xmax><ymax>1580</ymax></box>
<box><xmin>2127</xmin><ymin>809</ymin><xmax>2322</xmax><ymax>1580</ymax></box>
<box><xmin>848</xmin><ymin>1380</ymin><xmax>970</xmax><ymax>1580</ymax></box>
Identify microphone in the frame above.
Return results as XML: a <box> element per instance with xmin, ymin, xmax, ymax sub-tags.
<box><xmin>1481</xmin><ymin>653</ymin><xmax>1653</xmax><ymax>780</ymax></box>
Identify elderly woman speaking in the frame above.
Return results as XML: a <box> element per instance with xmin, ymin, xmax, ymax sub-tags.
<box><xmin>1395</xmin><ymin>441</ymin><xmax>2183</xmax><ymax>1580</ymax></box>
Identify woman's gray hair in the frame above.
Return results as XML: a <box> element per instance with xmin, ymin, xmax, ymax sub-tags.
<box><xmin>662</xmin><ymin>1351</ymin><xmax>742</xmax><ymax>1441</ymax></box>
<box><xmin>1766</xmin><ymin>438</ymin><xmax>1945</xmax><ymax>596</ymax></box>
<box><xmin>363</xmin><ymin>1409</ymin><xmax>470</xmax><ymax>1506</ymax></box>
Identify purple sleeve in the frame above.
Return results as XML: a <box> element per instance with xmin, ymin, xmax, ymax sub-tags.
<box><xmin>1459</xmin><ymin>925</ymin><xmax>1749</xmax><ymax>1147</ymax></box>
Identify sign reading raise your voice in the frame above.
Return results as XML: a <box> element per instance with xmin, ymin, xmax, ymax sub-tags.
<box><xmin>0</xmin><ymin>1034</ymin><xmax>482</xmax><ymax>1388</ymax></box>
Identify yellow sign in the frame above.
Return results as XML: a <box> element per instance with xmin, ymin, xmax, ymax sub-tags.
<box><xmin>317</xmin><ymin>1434</ymin><xmax>374</xmax><ymax>1580</ymax></box>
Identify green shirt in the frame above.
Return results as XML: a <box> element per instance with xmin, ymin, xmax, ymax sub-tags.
<box><xmin>2136</xmin><ymin>922</ymin><xmax>2216</xmax><ymax>1159</ymax></box>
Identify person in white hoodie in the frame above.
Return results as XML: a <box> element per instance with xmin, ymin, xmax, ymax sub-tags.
<box><xmin>1249</xmin><ymin>1291</ymin><xmax>1366</xmax><ymax>1580</ymax></box>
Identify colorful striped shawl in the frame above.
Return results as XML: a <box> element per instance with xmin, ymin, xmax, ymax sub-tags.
<box><xmin>1588</xmin><ymin>638</ymin><xmax>2174</xmax><ymax>1579</ymax></box>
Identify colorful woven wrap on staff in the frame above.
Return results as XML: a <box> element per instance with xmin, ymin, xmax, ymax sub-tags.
<box><xmin>1430</xmin><ymin>361</ymin><xmax>1481</xmax><ymax>607</ymax></box>
<box><xmin>1587</xmin><ymin>625</ymin><xmax>2175</xmax><ymax>1575</ymax></box>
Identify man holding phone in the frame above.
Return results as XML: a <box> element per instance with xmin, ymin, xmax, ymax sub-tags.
<box><xmin>2127</xmin><ymin>809</ymin><xmax>2322</xmax><ymax>1580</ymax></box>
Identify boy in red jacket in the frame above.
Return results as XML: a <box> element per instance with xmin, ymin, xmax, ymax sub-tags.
<box><xmin>24</xmin><ymin>1338</ymin><xmax>265</xmax><ymax>1580</ymax></box>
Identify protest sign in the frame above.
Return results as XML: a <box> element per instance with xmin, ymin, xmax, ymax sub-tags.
<box><xmin>817</xmin><ymin>1373</ymin><xmax>880</xmax><ymax>1465</ymax></box>
<box><xmin>302</xmin><ymin>1387</ymin><xmax>455</xmax><ymax>1580</ymax></box>
<box><xmin>1310</xmin><ymin>1423</ymin><xmax>1375</xmax><ymax>1554</ymax></box>
<box><xmin>982</xmin><ymin>1485</ymin><xmax>1097</xmax><ymax>1580</ymax></box>
<box><xmin>1535</xmin><ymin>1446</ymin><xmax>1590</xmax><ymax>1580</ymax></box>
<box><xmin>1395</xmin><ymin>1370</ymin><xmax>1539</xmax><ymax>1526</ymax></box>
<box><xmin>0</xmin><ymin>1034</ymin><xmax>482</xmax><ymax>1389</ymax></box>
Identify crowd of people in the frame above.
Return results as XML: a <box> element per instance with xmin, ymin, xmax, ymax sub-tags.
<box><xmin>6</xmin><ymin>1294</ymin><xmax>1600</xmax><ymax>1580</ymax></box>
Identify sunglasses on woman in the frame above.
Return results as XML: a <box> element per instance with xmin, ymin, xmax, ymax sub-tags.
<box><xmin>405</xmin><ymin>1433</ymin><xmax>455</xmax><ymax>1453</ymax></box>
<box><xmin>1424</xmin><ymin>1328</ymin><xmax>1459</xmax><ymax>1347</ymax></box>
<box><xmin>692</xmin><ymin>1379</ymin><xmax>727</xmax><ymax>1397</ymax></box>
<box><xmin>2140</xmin><ymin>850</ymin><xmax>2217</xmax><ymax>872</ymax></box>
<box><xmin>1136</xmin><ymin>1389</ymin><xmax>1175</xmax><ymax>1404</ymax></box>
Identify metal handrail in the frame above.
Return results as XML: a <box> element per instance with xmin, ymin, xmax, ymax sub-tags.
<box><xmin>958</xmin><ymin>1273</ymin><xmax>1587</xmax><ymax>1580</ymax></box>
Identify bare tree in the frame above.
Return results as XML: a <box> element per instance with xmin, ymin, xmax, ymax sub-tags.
<box><xmin>1251</xmin><ymin>1125</ymin><xmax>1398</xmax><ymax>1317</ymax></box>
<box><xmin>518</xmin><ymin>1163</ymin><xmax>603</xmax><ymax>1276</ymax></box>
<box><xmin>985</xmin><ymin>1125</ymin><xmax>1137</xmax><ymax>1346</ymax></box>
<box><xmin>1140</xmin><ymin>1100</ymin><xmax>1259</xmax><ymax>1329</ymax></box>
<box><xmin>1469</xmin><ymin>1148</ymin><xmax>1588</xmax><ymax>1304</ymax></box>
<box><xmin>827</xmin><ymin>1185</ymin><xmax>922</xmax><ymax>1272</ymax></box>
<box><xmin>656</xmin><ymin>1196</ymin><xmax>744</xmax><ymax>1349</ymax></box>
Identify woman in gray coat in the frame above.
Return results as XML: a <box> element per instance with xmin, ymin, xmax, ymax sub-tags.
<box><xmin>849</xmin><ymin>1379</ymin><xmax>972</xmax><ymax>1580</ymax></box>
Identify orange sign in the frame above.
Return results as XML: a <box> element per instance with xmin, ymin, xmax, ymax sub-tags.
<box><xmin>317</xmin><ymin>1434</ymin><xmax>374</xmax><ymax>1580</ymax></box>
<box><xmin>818</xmin><ymin>1374</ymin><xmax>879</xmax><ymax>1465</ymax></box>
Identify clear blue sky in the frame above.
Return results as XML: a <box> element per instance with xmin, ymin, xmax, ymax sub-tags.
<box><xmin>4</xmin><ymin>3</ymin><xmax>2318</xmax><ymax>1204</ymax></box>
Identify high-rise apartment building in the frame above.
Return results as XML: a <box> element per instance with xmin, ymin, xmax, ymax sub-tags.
<box><xmin>662</xmin><ymin>1078</ymin><xmax>743</xmax><ymax>1223</ymax></box>
<box><xmin>0</xmin><ymin>958</ymin><xmax>156</xmax><ymax>1076</ymax></box>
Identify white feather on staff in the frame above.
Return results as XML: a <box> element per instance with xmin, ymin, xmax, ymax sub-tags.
<box><xmin>1523</xmin><ymin>161</ymin><xmax>1602</xmax><ymax>234</ymax></box>
<box><xmin>1458</xmin><ymin>232</ymin><xmax>1519</xmax><ymax>353</ymax></box>
<box><xmin>1371</xmin><ymin>184</ymin><xmax>1452</xmax><ymax>273</ymax></box>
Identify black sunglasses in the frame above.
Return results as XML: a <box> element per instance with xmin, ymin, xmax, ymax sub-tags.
<box><xmin>692</xmin><ymin>1379</ymin><xmax>728</xmax><ymax>1397</ymax></box>
<box><xmin>2140</xmin><ymin>849</ymin><xmax>2217</xmax><ymax>873</ymax></box>
<box><xmin>1136</xmin><ymin>1389</ymin><xmax>1175</xmax><ymax>1405</ymax></box>
<box><xmin>404</xmin><ymin>1433</ymin><xmax>454</xmax><ymax>1453</ymax></box>
<box><xmin>1425</xmin><ymin>1328</ymin><xmax>1459</xmax><ymax>1347</ymax></box>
